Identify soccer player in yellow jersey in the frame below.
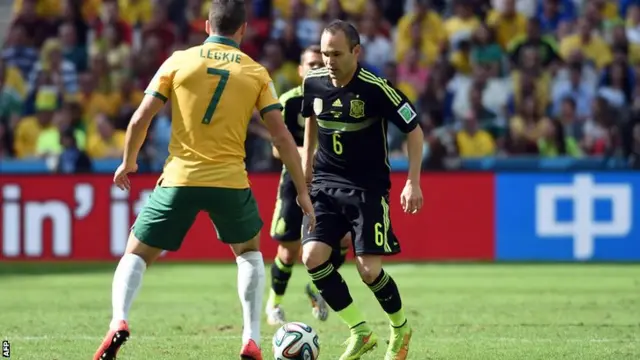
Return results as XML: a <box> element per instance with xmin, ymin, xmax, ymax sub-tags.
<box><xmin>93</xmin><ymin>1</ymin><xmax>314</xmax><ymax>360</ymax></box>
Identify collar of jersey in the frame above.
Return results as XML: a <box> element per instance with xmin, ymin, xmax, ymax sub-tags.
<box><xmin>203</xmin><ymin>35</ymin><xmax>239</xmax><ymax>49</ymax></box>
<box><xmin>329</xmin><ymin>64</ymin><xmax>363</xmax><ymax>88</ymax></box>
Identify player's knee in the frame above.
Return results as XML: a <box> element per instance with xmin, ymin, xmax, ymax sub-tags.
<box><xmin>125</xmin><ymin>232</ymin><xmax>163</xmax><ymax>266</ymax></box>
<box><xmin>355</xmin><ymin>255</ymin><xmax>383</xmax><ymax>284</ymax></box>
<box><xmin>301</xmin><ymin>241</ymin><xmax>333</xmax><ymax>269</ymax></box>
<box><xmin>229</xmin><ymin>234</ymin><xmax>260</xmax><ymax>256</ymax></box>
<box><xmin>277</xmin><ymin>241</ymin><xmax>301</xmax><ymax>264</ymax></box>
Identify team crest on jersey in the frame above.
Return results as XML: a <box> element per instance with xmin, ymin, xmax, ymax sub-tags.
<box><xmin>313</xmin><ymin>98</ymin><xmax>323</xmax><ymax>115</ymax></box>
<box><xmin>349</xmin><ymin>99</ymin><xmax>365</xmax><ymax>118</ymax></box>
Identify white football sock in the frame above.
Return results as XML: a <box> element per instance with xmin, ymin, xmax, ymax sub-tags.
<box><xmin>236</xmin><ymin>251</ymin><xmax>266</xmax><ymax>346</ymax></box>
<box><xmin>110</xmin><ymin>253</ymin><xmax>147</xmax><ymax>330</ymax></box>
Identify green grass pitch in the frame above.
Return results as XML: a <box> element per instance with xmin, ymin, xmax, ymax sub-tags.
<box><xmin>1</xmin><ymin>263</ymin><xmax>639</xmax><ymax>359</ymax></box>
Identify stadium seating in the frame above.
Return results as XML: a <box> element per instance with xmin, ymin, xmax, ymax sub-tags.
<box><xmin>1</xmin><ymin>0</ymin><xmax>639</xmax><ymax>173</ymax></box>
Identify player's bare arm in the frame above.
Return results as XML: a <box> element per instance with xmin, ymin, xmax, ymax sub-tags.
<box><xmin>302</xmin><ymin>114</ymin><xmax>318</xmax><ymax>184</ymax></box>
<box><xmin>401</xmin><ymin>126</ymin><xmax>424</xmax><ymax>214</ymax></box>
<box><xmin>114</xmin><ymin>95</ymin><xmax>165</xmax><ymax>191</ymax></box>
<box><xmin>263</xmin><ymin>109</ymin><xmax>316</xmax><ymax>231</ymax></box>
<box><xmin>272</xmin><ymin>145</ymin><xmax>306</xmax><ymax>160</ymax></box>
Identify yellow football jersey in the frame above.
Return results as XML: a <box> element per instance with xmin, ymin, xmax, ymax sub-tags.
<box><xmin>145</xmin><ymin>35</ymin><xmax>282</xmax><ymax>189</ymax></box>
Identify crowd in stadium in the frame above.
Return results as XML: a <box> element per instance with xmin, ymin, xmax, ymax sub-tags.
<box><xmin>1</xmin><ymin>0</ymin><xmax>640</xmax><ymax>173</ymax></box>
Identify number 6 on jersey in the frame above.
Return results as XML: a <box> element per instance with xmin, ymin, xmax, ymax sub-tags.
<box><xmin>332</xmin><ymin>132</ymin><xmax>343</xmax><ymax>155</ymax></box>
<box><xmin>202</xmin><ymin>68</ymin><xmax>230</xmax><ymax>124</ymax></box>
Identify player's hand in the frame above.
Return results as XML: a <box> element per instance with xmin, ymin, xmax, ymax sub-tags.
<box><xmin>113</xmin><ymin>162</ymin><xmax>138</xmax><ymax>191</ymax></box>
<box><xmin>296</xmin><ymin>193</ymin><xmax>316</xmax><ymax>232</ymax></box>
<box><xmin>400</xmin><ymin>181</ymin><xmax>423</xmax><ymax>214</ymax></box>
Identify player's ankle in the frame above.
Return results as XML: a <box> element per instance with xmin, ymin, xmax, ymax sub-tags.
<box><xmin>350</xmin><ymin>321</ymin><xmax>371</xmax><ymax>335</ymax></box>
<box><xmin>391</xmin><ymin>319</ymin><xmax>408</xmax><ymax>329</ymax></box>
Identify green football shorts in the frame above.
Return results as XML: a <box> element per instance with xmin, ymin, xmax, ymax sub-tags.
<box><xmin>132</xmin><ymin>186</ymin><xmax>263</xmax><ymax>251</ymax></box>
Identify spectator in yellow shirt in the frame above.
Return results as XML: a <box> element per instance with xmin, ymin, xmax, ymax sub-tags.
<box><xmin>13</xmin><ymin>88</ymin><xmax>58</xmax><ymax>158</ymax></box>
<box><xmin>317</xmin><ymin>0</ymin><xmax>367</xmax><ymax>17</ymax></box>
<box><xmin>395</xmin><ymin>21</ymin><xmax>441</xmax><ymax>67</ymax></box>
<box><xmin>559</xmin><ymin>17</ymin><xmax>613</xmax><ymax>69</ymax></box>
<box><xmin>35</xmin><ymin>109</ymin><xmax>86</xmax><ymax>157</ymax></box>
<box><xmin>118</xmin><ymin>0</ymin><xmax>152</xmax><ymax>26</ymax></box>
<box><xmin>456</xmin><ymin>112</ymin><xmax>496</xmax><ymax>158</ymax></box>
<box><xmin>86</xmin><ymin>114</ymin><xmax>125</xmax><ymax>159</ymax></box>
<box><xmin>486</xmin><ymin>0</ymin><xmax>527</xmax><ymax>49</ymax></box>
<box><xmin>0</xmin><ymin>59</ymin><xmax>26</xmax><ymax>101</ymax></box>
<box><xmin>78</xmin><ymin>72</ymin><xmax>117</xmax><ymax>132</ymax></box>
<box><xmin>13</xmin><ymin>0</ymin><xmax>60</xmax><ymax>18</ymax></box>
<box><xmin>511</xmin><ymin>48</ymin><xmax>551</xmax><ymax>116</ymax></box>
<box><xmin>262</xmin><ymin>41</ymin><xmax>300</xmax><ymax>95</ymax></box>
<box><xmin>396</xmin><ymin>0</ymin><xmax>448</xmax><ymax>53</ymax></box>
<box><xmin>272</xmin><ymin>0</ymin><xmax>316</xmax><ymax>19</ymax></box>
<box><xmin>445</xmin><ymin>0</ymin><xmax>481</xmax><ymax>46</ymax></box>
<box><xmin>110</xmin><ymin>75</ymin><xmax>144</xmax><ymax>129</ymax></box>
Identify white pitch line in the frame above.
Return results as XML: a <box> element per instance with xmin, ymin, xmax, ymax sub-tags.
<box><xmin>2</xmin><ymin>335</ymin><xmax>636</xmax><ymax>343</ymax></box>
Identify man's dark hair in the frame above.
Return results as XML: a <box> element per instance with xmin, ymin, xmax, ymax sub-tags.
<box><xmin>323</xmin><ymin>20</ymin><xmax>360</xmax><ymax>50</ymax></box>
<box><xmin>300</xmin><ymin>44</ymin><xmax>321</xmax><ymax>61</ymax></box>
<box><xmin>209</xmin><ymin>0</ymin><xmax>246</xmax><ymax>36</ymax></box>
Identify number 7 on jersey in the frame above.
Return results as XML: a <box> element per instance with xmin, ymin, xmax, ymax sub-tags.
<box><xmin>202</xmin><ymin>68</ymin><xmax>230</xmax><ymax>125</ymax></box>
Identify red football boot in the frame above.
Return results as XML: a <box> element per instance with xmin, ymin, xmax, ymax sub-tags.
<box><xmin>240</xmin><ymin>339</ymin><xmax>263</xmax><ymax>360</ymax></box>
<box><xmin>93</xmin><ymin>320</ymin><xmax>130</xmax><ymax>360</ymax></box>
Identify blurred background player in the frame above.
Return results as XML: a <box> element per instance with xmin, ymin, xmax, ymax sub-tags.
<box><xmin>267</xmin><ymin>44</ymin><xmax>351</xmax><ymax>326</ymax></box>
<box><xmin>93</xmin><ymin>1</ymin><xmax>314</xmax><ymax>360</ymax></box>
<box><xmin>301</xmin><ymin>21</ymin><xmax>424</xmax><ymax>360</ymax></box>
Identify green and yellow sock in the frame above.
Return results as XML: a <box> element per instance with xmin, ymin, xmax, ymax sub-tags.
<box><xmin>268</xmin><ymin>257</ymin><xmax>293</xmax><ymax>307</ymax></box>
<box><xmin>367</xmin><ymin>269</ymin><xmax>407</xmax><ymax>328</ymax></box>
<box><xmin>308</xmin><ymin>259</ymin><xmax>368</xmax><ymax>330</ymax></box>
<box><xmin>338</xmin><ymin>303</ymin><xmax>371</xmax><ymax>334</ymax></box>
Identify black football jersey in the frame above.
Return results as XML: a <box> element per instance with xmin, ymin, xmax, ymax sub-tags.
<box><xmin>279</xmin><ymin>85</ymin><xmax>305</xmax><ymax>146</ymax></box>
<box><xmin>277</xmin><ymin>85</ymin><xmax>306</xmax><ymax>194</ymax></box>
<box><xmin>301</xmin><ymin>65</ymin><xmax>419</xmax><ymax>194</ymax></box>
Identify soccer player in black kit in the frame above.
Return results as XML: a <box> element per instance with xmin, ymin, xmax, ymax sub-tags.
<box><xmin>300</xmin><ymin>21</ymin><xmax>424</xmax><ymax>360</ymax></box>
<box><xmin>267</xmin><ymin>45</ymin><xmax>351</xmax><ymax>326</ymax></box>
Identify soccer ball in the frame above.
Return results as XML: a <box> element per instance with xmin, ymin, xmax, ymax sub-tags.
<box><xmin>272</xmin><ymin>322</ymin><xmax>320</xmax><ymax>360</ymax></box>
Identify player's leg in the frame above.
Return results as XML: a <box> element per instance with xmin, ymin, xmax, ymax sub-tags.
<box><xmin>94</xmin><ymin>186</ymin><xmax>199</xmax><ymax>360</ymax></box>
<box><xmin>304</xmin><ymin>232</ymin><xmax>351</xmax><ymax>321</ymax></box>
<box><xmin>301</xmin><ymin>188</ymin><xmax>378</xmax><ymax>360</ymax></box>
<box><xmin>266</xmin><ymin>241</ymin><xmax>300</xmax><ymax>324</ymax></box>
<box><xmin>352</xmin><ymin>193</ymin><xmax>411</xmax><ymax>360</ymax></box>
<box><xmin>267</xmin><ymin>194</ymin><xmax>303</xmax><ymax>325</ymax></box>
<box><xmin>206</xmin><ymin>187</ymin><xmax>266</xmax><ymax>359</ymax></box>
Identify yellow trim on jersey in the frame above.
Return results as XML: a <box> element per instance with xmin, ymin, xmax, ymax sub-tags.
<box><xmin>317</xmin><ymin>117</ymin><xmax>377</xmax><ymax>132</ymax></box>
<box><xmin>357</xmin><ymin>69</ymin><xmax>402</xmax><ymax>106</ymax></box>
<box><xmin>305</xmin><ymin>68</ymin><xmax>330</xmax><ymax>79</ymax></box>
<box><xmin>381</xmin><ymin>121</ymin><xmax>391</xmax><ymax>170</ymax></box>
<box><xmin>381</xmin><ymin>196</ymin><xmax>392</xmax><ymax>253</ymax></box>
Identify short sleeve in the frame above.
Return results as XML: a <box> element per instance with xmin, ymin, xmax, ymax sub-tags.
<box><xmin>367</xmin><ymin>76</ymin><xmax>419</xmax><ymax>133</ymax></box>
<box><xmin>256</xmin><ymin>71</ymin><xmax>282</xmax><ymax>116</ymax></box>
<box><xmin>301</xmin><ymin>76</ymin><xmax>314</xmax><ymax>118</ymax></box>
<box><xmin>144</xmin><ymin>54</ymin><xmax>180</xmax><ymax>103</ymax></box>
<box><xmin>278</xmin><ymin>90</ymin><xmax>296</xmax><ymax>123</ymax></box>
